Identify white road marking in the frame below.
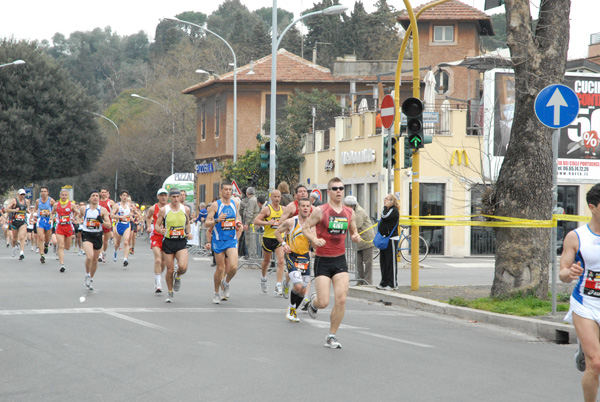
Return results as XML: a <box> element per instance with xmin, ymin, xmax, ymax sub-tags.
<box><xmin>359</xmin><ymin>331</ymin><xmax>434</xmax><ymax>348</ymax></box>
<box><xmin>104</xmin><ymin>311</ymin><xmax>171</xmax><ymax>332</ymax></box>
<box><xmin>445</xmin><ymin>263</ymin><xmax>494</xmax><ymax>268</ymax></box>
<box><xmin>304</xmin><ymin>320</ymin><xmax>368</xmax><ymax>330</ymax></box>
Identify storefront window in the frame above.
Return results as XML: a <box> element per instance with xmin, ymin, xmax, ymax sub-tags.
<box><xmin>557</xmin><ymin>185</ymin><xmax>578</xmax><ymax>253</ymax></box>
<box><xmin>369</xmin><ymin>183</ymin><xmax>378</xmax><ymax>221</ymax></box>
<box><xmin>410</xmin><ymin>183</ymin><xmax>445</xmax><ymax>255</ymax></box>
<box><xmin>470</xmin><ymin>185</ymin><xmax>495</xmax><ymax>255</ymax></box>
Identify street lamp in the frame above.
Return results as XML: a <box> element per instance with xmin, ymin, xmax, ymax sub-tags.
<box><xmin>88</xmin><ymin>111</ymin><xmax>120</xmax><ymax>195</ymax></box>
<box><xmin>131</xmin><ymin>93</ymin><xmax>176</xmax><ymax>175</ymax></box>
<box><xmin>165</xmin><ymin>16</ymin><xmax>238</xmax><ymax>163</ymax></box>
<box><xmin>268</xmin><ymin>3</ymin><xmax>347</xmax><ymax>190</ymax></box>
<box><xmin>0</xmin><ymin>59</ymin><xmax>25</xmax><ymax>69</ymax></box>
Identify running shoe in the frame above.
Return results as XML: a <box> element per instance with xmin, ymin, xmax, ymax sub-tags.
<box><xmin>575</xmin><ymin>342</ymin><xmax>586</xmax><ymax>372</ymax></box>
<box><xmin>261</xmin><ymin>278</ymin><xmax>268</xmax><ymax>293</ymax></box>
<box><xmin>123</xmin><ymin>259</ymin><xmax>129</xmax><ymax>267</ymax></box>
<box><xmin>274</xmin><ymin>283</ymin><xmax>283</xmax><ymax>296</ymax></box>
<box><xmin>31</xmin><ymin>246</ymin><xmax>34</xmax><ymax>252</ymax></box>
<box><xmin>19</xmin><ymin>253</ymin><xmax>24</xmax><ymax>261</ymax></box>
<box><xmin>60</xmin><ymin>265</ymin><xmax>65</xmax><ymax>273</ymax></box>
<box><xmin>113</xmin><ymin>250</ymin><xmax>117</xmax><ymax>262</ymax></box>
<box><xmin>174</xmin><ymin>275</ymin><xmax>181</xmax><ymax>292</ymax></box>
<box><xmin>212</xmin><ymin>293</ymin><xmax>221</xmax><ymax>304</ymax></box>
<box><xmin>307</xmin><ymin>293</ymin><xmax>318</xmax><ymax>319</ymax></box>
<box><xmin>292</xmin><ymin>308</ymin><xmax>300</xmax><ymax>322</ymax></box>
<box><xmin>84</xmin><ymin>276</ymin><xmax>91</xmax><ymax>289</ymax></box>
<box><xmin>36</xmin><ymin>248</ymin><xmax>39</xmax><ymax>253</ymax></box>
<box><xmin>53</xmin><ymin>244</ymin><xmax>57</xmax><ymax>254</ymax></box>
<box><xmin>78</xmin><ymin>250</ymin><xmax>84</xmax><ymax>256</ymax></box>
<box><xmin>130</xmin><ymin>247</ymin><xmax>135</xmax><ymax>255</ymax></box>
<box><xmin>40</xmin><ymin>255</ymin><xmax>45</xmax><ymax>264</ymax></box>
<box><xmin>324</xmin><ymin>335</ymin><xmax>342</xmax><ymax>349</ymax></box>
<box><xmin>5</xmin><ymin>243</ymin><xmax>8</xmax><ymax>248</ymax></box>
<box><xmin>101</xmin><ymin>252</ymin><xmax>106</xmax><ymax>263</ymax></box>
<box><xmin>286</xmin><ymin>306</ymin><xmax>300</xmax><ymax>322</ymax></box>
<box><xmin>44</xmin><ymin>244</ymin><xmax>48</xmax><ymax>254</ymax></box>
<box><xmin>11</xmin><ymin>247</ymin><xmax>16</xmax><ymax>257</ymax></box>
<box><xmin>221</xmin><ymin>279</ymin><xmax>230</xmax><ymax>300</ymax></box>
<box><xmin>300</xmin><ymin>297</ymin><xmax>310</xmax><ymax>312</ymax></box>
<box><xmin>89</xmin><ymin>278</ymin><xmax>94</xmax><ymax>290</ymax></box>
<box><xmin>166</xmin><ymin>291</ymin><xmax>173</xmax><ymax>303</ymax></box>
<box><xmin>155</xmin><ymin>283</ymin><xmax>162</xmax><ymax>293</ymax></box>
<box><xmin>282</xmin><ymin>279</ymin><xmax>290</xmax><ymax>299</ymax></box>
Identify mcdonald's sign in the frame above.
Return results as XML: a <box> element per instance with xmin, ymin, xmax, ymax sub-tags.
<box><xmin>450</xmin><ymin>149</ymin><xmax>469</xmax><ymax>166</ymax></box>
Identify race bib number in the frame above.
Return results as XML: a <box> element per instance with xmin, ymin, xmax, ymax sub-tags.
<box><xmin>270</xmin><ymin>218</ymin><xmax>280</xmax><ymax>229</ymax></box>
<box><xmin>222</xmin><ymin>218</ymin><xmax>236</xmax><ymax>230</ymax></box>
<box><xmin>59</xmin><ymin>215</ymin><xmax>71</xmax><ymax>225</ymax></box>
<box><xmin>15</xmin><ymin>213</ymin><xmax>26</xmax><ymax>220</ymax></box>
<box><xmin>294</xmin><ymin>257</ymin><xmax>310</xmax><ymax>273</ymax></box>
<box><xmin>86</xmin><ymin>217</ymin><xmax>100</xmax><ymax>228</ymax></box>
<box><xmin>584</xmin><ymin>270</ymin><xmax>600</xmax><ymax>298</ymax></box>
<box><xmin>327</xmin><ymin>216</ymin><xmax>348</xmax><ymax>234</ymax></box>
<box><xmin>169</xmin><ymin>226</ymin><xmax>185</xmax><ymax>239</ymax></box>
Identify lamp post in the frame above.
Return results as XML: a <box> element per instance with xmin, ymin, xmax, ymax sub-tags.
<box><xmin>131</xmin><ymin>94</ymin><xmax>176</xmax><ymax>175</ymax></box>
<box><xmin>0</xmin><ymin>59</ymin><xmax>25</xmax><ymax>69</ymax></box>
<box><xmin>269</xmin><ymin>3</ymin><xmax>347</xmax><ymax>190</ymax></box>
<box><xmin>89</xmin><ymin>111</ymin><xmax>120</xmax><ymax>195</ymax></box>
<box><xmin>166</xmin><ymin>17</ymin><xmax>238</xmax><ymax>163</ymax></box>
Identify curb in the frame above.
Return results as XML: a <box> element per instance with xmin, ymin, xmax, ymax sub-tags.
<box><xmin>349</xmin><ymin>287</ymin><xmax>576</xmax><ymax>344</ymax></box>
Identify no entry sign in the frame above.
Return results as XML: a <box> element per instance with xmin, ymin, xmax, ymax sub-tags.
<box><xmin>380</xmin><ymin>95</ymin><xmax>395</xmax><ymax>129</ymax></box>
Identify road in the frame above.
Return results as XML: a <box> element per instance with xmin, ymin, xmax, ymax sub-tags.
<box><xmin>0</xmin><ymin>237</ymin><xmax>582</xmax><ymax>401</ymax></box>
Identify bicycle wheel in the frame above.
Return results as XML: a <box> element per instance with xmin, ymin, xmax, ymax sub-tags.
<box><xmin>398</xmin><ymin>236</ymin><xmax>429</xmax><ymax>262</ymax></box>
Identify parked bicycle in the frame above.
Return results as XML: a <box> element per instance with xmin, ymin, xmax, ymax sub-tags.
<box><xmin>373</xmin><ymin>225</ymin><xmax>429</xmax><ymax>262</ymax></box>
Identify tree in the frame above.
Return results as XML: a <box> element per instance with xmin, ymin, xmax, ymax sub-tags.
<box><xmin>481</xmin><ymin>13</ymin><xmax>508</xmax><ymax>51</ymax></box>
<box><xmin>488</xmin><ymin>0</ymin><xmax>571</xmax><ymax>298</ymax></box>
<box><xmin>303</xmin><ymin>0</ymin><xmax>349</xmax><ymax>68</ymax></box>
<box><xmin>0</xmin><ymin>39</ymin><xmax>102</xmax><ymax>194</ymax></box>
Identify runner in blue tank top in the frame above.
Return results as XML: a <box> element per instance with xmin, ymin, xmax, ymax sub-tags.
<box><xmin>205</xmin><ymin>182</ymin><xmax>242</xmax><ymax>304</ymax></box>
<box><xmin>35</xmin><ymin>186</ymin><xmax>55</xmax><ymax>264</ymax></box>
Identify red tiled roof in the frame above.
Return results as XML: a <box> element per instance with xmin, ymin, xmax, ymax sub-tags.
<box><xmin>397</xmin><ymin>0</ymin><xmax>494</xmax><ymax>35</ymax></box>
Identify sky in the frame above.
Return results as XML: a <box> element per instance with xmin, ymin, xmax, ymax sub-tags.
<box><xmin>0</xmin><ymin>0</ymin><xmax>597</xmax><ymax>60</ymax></box>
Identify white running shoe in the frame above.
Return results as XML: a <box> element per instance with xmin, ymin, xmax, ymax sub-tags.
<box><xmin>260</xmin><ymin>278</ymin><xmax>268</xmax><ymax>293</ymax></box>
<box><xmin>286</xmin><ymin>306</ymin><xmax>300</xmax><ymax>322</ymax></box>
<box><xmin>155</xmin><ymin>283</ymin><xmax>162</xmax><ymax>293</ymax></box>
<box><xmin>221</xmin><ymin>279</ymin><xmax>230</xmax><ymax>300</ymax></box>
<box><xmin>274</xmin><ymin>283</ymin><xmax>283</xmax><ymax>296</ymax></box>
<box><xmin>166</xmin><ymin>291</ymin><xmax>173</xmax><ymax>303</ymax></box>
<box><xmin>84</xmin><ymin>276</ymin><xmax>91</xmax><ymax>289</ymax></box>
<box><xmin>11</xmin><ymin>247</ymin><xmax>16</xmax><ymax>257</ymax></box>
<box><xmin>324</xmin><ymin>335</ymin><xmax>342</xmax><ymax>349</ymax></box>
<box><xmin>307</xmin><ymin>293</ymin><xmax>318</xmax><ymax>319</ymax></box>
<box><xmin>212</xmin><ymin>293</ymin><xmax>221</xmax><ymax>304</ymax></box>
<box><xmin>282</xmin><ymin>279</ymin><xmax>290</xmax><ymax>299</ymax></box>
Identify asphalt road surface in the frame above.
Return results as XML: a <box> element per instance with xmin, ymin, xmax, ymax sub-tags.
<box><xmin>0</xmin><ymin>237</ymin><xmax>584</xmax><ymax>401</ymax></box>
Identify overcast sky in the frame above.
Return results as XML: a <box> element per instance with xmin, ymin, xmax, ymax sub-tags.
<box><xmin>0</xmin><ymin>0</ymin><xmax>596</xmax><ymax>60</ymax></box>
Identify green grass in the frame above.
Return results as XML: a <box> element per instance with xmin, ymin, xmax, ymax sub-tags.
<box><xmin>448</xmin><ymin>293</ymin><xmax>570</xmax><ymax>317</ymax></box>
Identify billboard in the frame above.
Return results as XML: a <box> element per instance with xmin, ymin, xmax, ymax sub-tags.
<box><xmin>162</xmin><ymin>173</ymin><xmax>195</xmax><ymax>204</ymax></box>
<box><xmin>483</xmin><ymin>69</ymin><xmax>600</xmax><ymax>182</ymax></box>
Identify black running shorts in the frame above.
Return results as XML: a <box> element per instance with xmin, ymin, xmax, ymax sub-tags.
<box><xmin>82</xmin><ymin>231</ymin><xmax>103</xmax><ymax>250</ymax></box>
<box><xmin>314</xmin><ymin>255</ymin><xmax>348</xmax><ymax>278</ymax></box>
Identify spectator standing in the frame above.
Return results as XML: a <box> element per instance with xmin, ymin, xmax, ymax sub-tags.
<box><xmin>243</xmin><ymin>187</ymin><xmax>260</xmax><ymax>258</ymax></box>
<box><xmin>278</xmin><ymin>182</ymin><xmax>294</xmax><ymax>207</ymax></box>
<box><xmin>378</xmin><ymin>193</ymin><xmax>400</xmax><ymax>290</ymax></box>
<box><xmin>310</xmin><ymin>192</ymin><xmax>322</xmax><ymax>207</ymax></box>
<box><xmin>238</xmin><ymin>187</ymin><xmax>249</xmax><ymax>258</ymax></box>
<box><xmin>344</xmin><ymin>196</ymin><xmax>375</xmax><ymax>285</ymax></box>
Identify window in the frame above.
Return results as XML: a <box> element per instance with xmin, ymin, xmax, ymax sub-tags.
<box><xmin>213</xmin><ymin>182</ymin><xmax>220</xmax><ymax>201</ymax></box>
<box><xmin>435</xmin><ymin>69</ymin><xmax>450</xmax><ymax>94</ymax></box>
<box><xmin>323</xmin><ymin>128</ymin><xmax>331</xmax><ymax>150</ymax></box>
<box><xmin>198</xmin><ymin>184</ymin><xmax>206</xmax><ymax>203</ymax></box>
<box><xmin>368</xmin><ymin>183</ymin><xmax>378</xmax><ymax>221</ymax></box>
<box><xmin>470</xmin><ymin>185</ymin><xmax>495</xmax><ymax>255</ymax></box>
<box><xmin>433</xmin><ymin>26</ymin><xmax>454</xmax><ymax>43</ymax></box>
<box><xmin>409</xmin><ymin>183</ymin><xmax>445</xmax><ymax>255</ymax></box>
<box><xmin>356</xmin><ymin>184</ymin><xmax>364</xmax><ymax>211</ymax></box>
<box><xmin>201</xmin><ymin>100</ymin><xmax>206</xmax><ymax>140</ymax></box>
<box><xmin>215</xmin><ymin>96</ymin><xmax>220</xmax><ymax>138</ymax></box>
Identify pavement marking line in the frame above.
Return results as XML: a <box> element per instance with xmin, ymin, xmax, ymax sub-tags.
<box><xmin>104</xmin><ymin>312</ymin><xmax>172</xmax><ymax>332</ymax></box>
<box><xmin>359</xmin><ymin>331</ymin><xmax>434</xmax><ymax>348</ymax></box>
<box><xmin>304</xmin><ymin>320</ymin><xmax>369</xmax><ymax>330</ymax></box>
<box><xmin>445</xmin><ymin>263</ymin><xmax>494</xmax><ymax>268</ymax></box>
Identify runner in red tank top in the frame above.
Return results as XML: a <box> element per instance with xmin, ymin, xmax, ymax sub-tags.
<box><xmin>302</xmin><ymin>177</ymin><xmax>361</xmax><ymax>349</ymax></box>
<box><xmin>52</xmin><ymin>188</ymin><xmax>79</xmax><ymax>273</ymax></box>
<box><xmin>145</xmin><ymin>188</ymin><xmax>169</xmax><ymax>293</ymax></box>
<box><xmin>98</xmin><ymin>188</ymin><xmax>116</xmax><ymax>262</ymax></box>
<box><xmin>279</xmin><ymin>184</ymin><xmax>313</xmax><ymax>223</ymax></box>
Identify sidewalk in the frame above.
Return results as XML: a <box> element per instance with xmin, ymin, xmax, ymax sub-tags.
<box><xmin>349</xmin><ymin>258</ymin><xmax>577</xmax><ymax>344</ymax></box>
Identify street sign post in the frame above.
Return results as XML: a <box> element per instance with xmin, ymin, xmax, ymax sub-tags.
<box><xmin>534</xmin><ymin>84</ymin><xmax>579</xmax><ymax>129</ymax></box>
<box><xmin>380</xmin><ymin>95</ymin><xmax>395</xmax><ymax>129</ymax></box>
<box><xmin>534</xmin><ymin>84</ymin><xmax>580</xmax><ymax>315</ymax></box>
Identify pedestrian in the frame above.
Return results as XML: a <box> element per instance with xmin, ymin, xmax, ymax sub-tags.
<box><xmin>302</xmin><ymin>177</ymin><xmax>361</xmax><ymax>349</ymax></box>
<box><xmin>243</xmin><ymin>187</ymin><xmax>260</xmax><ymax>259</ymax></box>
<box><xmin>560</xmin><ymin>183</ymin><xmax>600</xmax><ymax>401</ymax></box>
<box><xmin>344</xmin><ymin>196</ymin><xmax>375</xmax><ymax>285</ymax></box>
<box><xmin>310</xmin><ymin>192</ymin><xmax>322</xmax><ymax>207</ymax></box>
<box><xmin>377</xmin><ymin>193</ymin><xmax>400</xmax><ymax>290</ymax></box>
<box><xmin>278</xmin><ymin>182</ymin><xmax>294</xmax><ymax>207</ymax></box>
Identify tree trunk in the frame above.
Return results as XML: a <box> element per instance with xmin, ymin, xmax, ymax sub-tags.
<box><xmin>490</xmin><ymin>0</ymin><xmax>571</xmax><ymax>298</ymax></box>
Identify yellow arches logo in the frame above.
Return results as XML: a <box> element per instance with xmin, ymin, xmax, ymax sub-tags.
<box><xmin>450</xmin><ymin>149</ymin><xmax>469</xmax><ymax>166</ymax></box>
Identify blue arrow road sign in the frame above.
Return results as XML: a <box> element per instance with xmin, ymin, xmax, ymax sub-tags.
<box><xmin>534</xmin><ymin>84</ymin><xmax>579</xmax><ymax>129</ymax></box>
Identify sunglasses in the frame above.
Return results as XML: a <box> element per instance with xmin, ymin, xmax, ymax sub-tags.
<box><xmin>329</xmin><ymin>186</ymin><xmax>344</xmax><ymax>191</ymax></box>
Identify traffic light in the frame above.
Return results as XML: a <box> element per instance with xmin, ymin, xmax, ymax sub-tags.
<box><xmin>402</xmin><ymin>97</ymin><xmax>425</xmax><ymax>149</ymax></box>
<box><xmin>260</xmin><ymin>141</ymin><xmax>277</xmax><ymax>170</ymax></box>
<box><xmin>383</xmin><ymin>135</ymin><xmax>397</xmax><ymax>169</ymax></box>
<box><xmin>403</xmin><ymin>137</ymin><xmax>413</xmax><ymax>169</ymax></box>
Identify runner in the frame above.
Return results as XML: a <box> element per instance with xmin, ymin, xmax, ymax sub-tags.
<box><xmin>129</xmin><ymin>202</ymin><xmax>141</xmax><ymax>255</ymax></box>
<box><xmin>51</xmin><ymin>189</ymin><xmax>79</xmax><ymax>272</ymax></box>
<box><xmin>7</xmin><ymin>189</ymin><xmax>30</xmax><ymax>260</ymax></box>
<box><xmin>110</xmin><ymin>190</ymin><xmax>132</xmax><ymax>267</ymax></box>
<box><xmin>302</xmin><ymin>177</ymin><xmax>361</xmax><ymax>349</ymax></box>
<box><xmin>26</xmin><ymin>205</ymin><xmax>37</xmax><ymax>252</ymax></box>
<box><xmin>145</xmin><ymin>188</ymin><xmax>169</xmax><ymax>293</ymax></box>
<box><xmin>35</xmin><ymin>186</ymin><xmax>55</xmax><ymax>264</ymax></box>
<box><xmin>78</xmin><ymin>190</ymin><xmax>112</xmax><ymax>290</ymax></box>
<box><xmin>98</xmin><ymin>188</ymin><xmax>116</xmax><ymax>263</ymax></box>
<box><xmin>253</xmin><ymin>189</ymin><xmax>285</xmax><ymax>295</ymax></box>
<box><xmin>275</xmin><ymin>198</ymin><xmax>313</xmax><ymax>322</ymax></box>
<box><xmin>155</xmin><ymin>188</ymin><xmax>193</xmax><ymax>303</ymax></box>
<box><xmin>74</xmin><ymin>201</ymin><xmax>85</xmax><ymax>255</ymax></box>
<box><xmin>205</xmin><ymin>182</ymin><xmax>241</xmax><ymax>304</ymax></box>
